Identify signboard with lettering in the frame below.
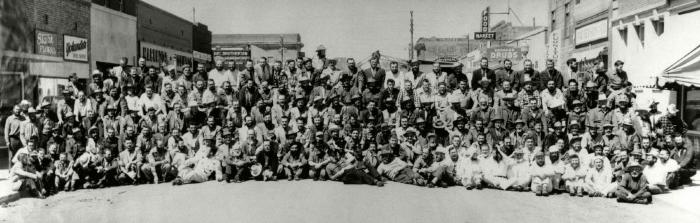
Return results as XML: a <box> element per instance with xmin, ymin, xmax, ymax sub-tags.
<box><xmin>575</xmin><ymin>19</ymin><xmax>608</xmax><ymax>46</ymax></box>
<box><xmin>436</xmin><ymin>56</ymin><xmax>458</xmax><ymax>63</ymax></box>
<box><xmin>486</xmin><ymin>46</ymin><xmax>523</xmax><ymax>62</ymax></box>
<box><xmin>140</xmin><ymin>41</ymin><xmax>193</xmax><ymax>67</ymax></box>
<box><xmin>63</xmin><ymin>35</ymin><xmax>88</xmax><ymax>62</ymax></box>
<box><xmin>35</xmin><ymin>30</ymin><xmax>57</xmax><ymax>56</ymax></box>
<box><xmin>193</xmin><ymin>50</ymin><xmax>211</xmax><ymax>62</ymax></box>
<box><xmin>481</xmin><ymin>7</ymin><xmax>490</xmax><ymax>32</ymax></box>
<box><xmin>474</xmin><ymin>32</ymin><xmax>496</xmax><ymax>40</ymax></box>
<box><xmin>213</xmin><ymin>46</ymin><xmax>251</xmax><ymax>64</ymax></box>
<box><xmin>548</xmin><ymin>29</ymin><xmax>562</xmax><ymax>62</ymax></box>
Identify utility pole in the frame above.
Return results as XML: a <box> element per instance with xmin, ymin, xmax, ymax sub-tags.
<box><xmin>280</xmin><ymin>35</ymin><xmax>285</xmax><ymax>61</ymax></box>
<box><xmin>410</xmin><ymin>11</ymin><xmax>414</xmax><ymax>61</ymax></box>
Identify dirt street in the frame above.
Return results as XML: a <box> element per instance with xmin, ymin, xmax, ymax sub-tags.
<box><xmin>2</xmin><ymin>181</ymin><xmax>698</xmax><ymax>223</ymax></box>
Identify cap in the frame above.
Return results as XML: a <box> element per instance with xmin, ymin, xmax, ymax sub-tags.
<box><xmin>603</xmin><ymin>123</ymin><xmax>615</xmax><ymax>128</ymax></box>
<box><xmin>626</xmin><ymin>162</ymin><xmax>643</xmax><ymax>171</ymax></box>
<box><xmin>553</xmin><ymin>121</ymin><xmax>564</xmax><ymax>128</ymax></box>
<box><xmin>403</xmin><ymin>127</ymin><xmax>418</xmax><ymax>136</ymax></box>
<box><xmin>621</xmin><ymin>118</ymin><xmax>633</xmax><ymax>126</ymax></box>
<box><xmin>92</xmin><ymin>69</ymin><xmax>102</xmax><ymax>76</ymax></box>
<box><xmin>204</xmin><ymin>135</ymin><xmax>215</xmax><ymax>141</ymax></box>
<box><xmin>534</xmin><ymin>151</ymin><xmax>545</xmax><ymax>157</ymax></box>
<box><xmin>648</xmin><ymin>150</ymin><xmax>659</xmax><ymax>157</ymax></box>
<box><xmin>379</xmin><ymin>147</ymin><xmax>393</xmax><ymax>155</ymax></box>
<box><xmin>71</xmin><ymin>127</ymin><xmax>81</xmax><ymax>133</ymax></box>
<box><xmin>65</xmin><ymin>111</ymin><xmax>75</xmax><ymax>117</ymax></box>
<box><xmin>40</xmin><ymin>101</ymin><xmax>51</xmax><ymax>108</ymax></box>
<box><xmin>572</xmin><ymin>100</ymin><xmax>582</xmax><ymax>105</ymax></box>
<box><xmin>313</xmin><ymin>95</ymin><xmax>323</xmax><ymax>102</ymax></box>
<box><xmin>415</xmin><ymin>117</ymin><xmax>426</xmax><ymax>123</ymax></box>
<box><xmin>569</xmin><ymin>136</ymin><xmax>582</xmax><ymax>144</ymax></box>
<box><xmin>569</xmin><ymin>120</ymin><xmax>580</xmax><ymax>128</ymax></box>
<box><xmin>27</xmin><ymin>108</ymin><xmax>36</xmax><ymax>113</ymax></box>
<box><xmin>513</xmin><ymin>148</ymin><xmax>524</xmax><ymax>154</ymax></box>
<box><xmin>548</xmin><ymin>146</ymin><xmax>559</xmax><ymax>153</ymax></box>
<box><xmin>515</xmin><ymin>119</ymin><xmax>525</xmax><ymax>124</ymax></box>
<box><xmin>597</xmin><ymin>94</ymin><xmax>607</xmax><ymax>101</ymax></box>
<box><xmin>316</xmin><ymin>45</ymin><xmax>326</xmax><ymax>51</ymax></box>
<box><xmin>435</xmin><ymin>146</ymin><xmax>448</xmax><ymax>154</ymax></box>
<box><xmin>668</xmin><ymin>104</ymin><xmax>679</xmax><ymax>114</ymax></box>
<box><xmin>315</xmin><ymin>131</ymin><xmax>324</xmax><ymax>137</ymax></box>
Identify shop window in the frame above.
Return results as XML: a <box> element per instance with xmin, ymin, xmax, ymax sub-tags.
<box><xmin>73</xmin><ymin>22</ymin><xmax>78</xmax><ymax>32</ymax></box>
<box><xmin>635</xmin><ymin>23</ymin><xmax>645</xmax><ymax>47</ymax></box>
<box><xmin>653</xmin><ymin>19</ymin><xmax>664</xmax><ymax>36</ymax></box>
<box><xmin>43</xmin><ymin>14</ymin><xmax>49</xmax><ymax>25</ymax></box>
<box><xmin>685</xmin><ymin>90</ymin><xmax>700</xmax><ymax>131</ymax></box>
<box><xmin>181</xmin><ymin>30</ymin><xmax>184</xmax><ymax>37</ymax></box>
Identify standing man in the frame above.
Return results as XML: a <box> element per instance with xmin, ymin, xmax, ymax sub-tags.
<box><xmin>611</xmin><ymin>60</ymin><xmax>628</xmax><ymax>86</ymax></box>
<box><xmin>385</xmin><ymin>61</ymin><xmax>404</xmax><ymax>90</ymax></box>
<box><xmin>495</xmin><ymin>59</ymin><xmax>515</xmax><ymax>90</ymax></box>
<box><xmin>208</xmin><ymin>60</ymin><xmax>229</xmax><ymax>90</ymax></box>
<box><xmin>363</xmin><ymin>57</ymin><xmax>386</xmax><ymax>90</ymax></box>
<box><xmin>313</xmin><ymin>45</ymin><xmax>328</xmax><ymax>70</ymax></box>
<box><xmin>541</xmin><ymin>59</ymin><xmax>563</xmax><ymax>90</ymax></box>
<box><xmin>471</xmin><ymin>57</ymin><xmax>496</xmax><ymax>90</ymax></box>
<box><xmin>656</xmin><ymin>104</ymin><xmax>687</xmax><ymax>136</ymax></box>
<box><xmin>5</xmin><ymin>105</ymin><xmax>25</xmax><ymax>166</ymax></box>
<box><xmin>513</xmin><ymin>59</ymin><xmax>541</xmax><ymax>91</ymax></box>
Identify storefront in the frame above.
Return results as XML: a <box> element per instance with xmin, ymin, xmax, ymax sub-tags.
<box><xmin>193</xmin><ymin>50</ymin><xmax>212</xmax><ymax>68</ymax></box>
<box><xmin>139</xmin><ymin>41</ymin><xmax>193</xmax><ymax>68</ymax></box>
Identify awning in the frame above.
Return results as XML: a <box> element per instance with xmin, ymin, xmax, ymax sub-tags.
<box><xmin>659</xmin><ymin>44</ymin><xmax>700</xmax><ymax>87</ymax></box>
<box><xmin>571</xmin><ymin>44</ymin><xmax>606</xmax><ymax>61</ymax></box>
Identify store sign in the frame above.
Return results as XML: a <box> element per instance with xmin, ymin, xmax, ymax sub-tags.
<box><xmin>35</xmin><ymin>30</ymin><xmax>57</xmax><ymax>56</ymax></box>
<box><xmin>474</xmin><ymin>32</ymin><xmax>496</xmax><ymax>40</ymax></box>
<box><xmin>213</xmin><ymin>46</ymin><xmax>251</xmax><ymax>63</ymax></box>
<box><xmin>481</xmin><ymin>7</ymin><xmax>490</xmax><ymax>32</ymax></box>
<box><xmin>63</xmin><ymin>35</ymin><xmax>88</xmax><ymax>62</ymax></box>
<box><xmin>575</xmin><ymin>19</ymin><xmax>608</xmax><ymax>45</ymax></box>
<box><xmin>193</xmin><ymin>50</ymin><xmax>211</xmax><ymax>62</ymax></box>
<box><xmin>548</xmin><ymin>29</ymin><xmax>562</xmax><ymax>62</ymax></box>
<box><xmin>486</xmin><ymin>46</ymin><xmax>522</xmax><ymax>62</ymax></box>
<box><xmin>140</xmin><ymin>41</ymin><xmax>193</xmax><ymax>66</ymax></box>
<box><xmin>436</xmin><ymin>57</ymin><xmax>458</xmax><ymax>63</ymax></box>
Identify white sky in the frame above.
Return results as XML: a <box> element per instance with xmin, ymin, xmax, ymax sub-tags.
<box><xmin>145</xmin><ymin>0</ymin><xmax>549</xmax><ymax>60</ymax></box>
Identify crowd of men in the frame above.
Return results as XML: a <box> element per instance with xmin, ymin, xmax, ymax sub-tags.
<box><xmin>5</xmin><ymin>47</ymin><xmax>697</xmax><ymax>204</ymax></box>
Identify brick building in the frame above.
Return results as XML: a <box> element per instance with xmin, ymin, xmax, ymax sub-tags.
<box><xmin>212</xmin><ymin>33</ymin><xmax>304</xmax><ymax>68</ymax></box>
<box><xmin>0</xmin><ymin>0</ymin><xmax>91</xmax><ymax>105</ymax></box>
<box><xmin>90</xmin><ymin>0</ymin><xmax>138</xmax><ymax>76</ymax></box>
<box><xmin>192</xmin><ymin>22</ymin><xmax>213</xmax><ymax>67</ymax></box>
<box><xmin>137</xmin><ymin>1</ymin><xmax>193</xmax><ymax>67</ymax></box>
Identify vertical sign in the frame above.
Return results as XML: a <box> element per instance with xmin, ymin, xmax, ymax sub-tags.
<box><xmin>481</xmin><ymin>7</ymin><xmax>490</xmax><ymax>32</ymax></box>
<box><xmin>548</xmin><ymin>29</ymin><xmax>562</xmax><ymax>63</ymax></box>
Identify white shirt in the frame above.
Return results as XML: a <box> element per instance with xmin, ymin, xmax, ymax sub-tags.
<box><xmin>643</xmin><ymin>159</ymin><xmax>680</xmax><ymax>186</ymax></box>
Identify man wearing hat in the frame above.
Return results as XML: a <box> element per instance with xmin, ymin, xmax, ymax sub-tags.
<box><xmin>582</xmin><ymin>81</ymin><xmax>600</xmax><ymax>110</ymax></box>
<box><xmin>172</xmin><ymin>141</ymin><xmax>224</xmax><ymax>185</ymax></box>
<box><xmin>585</xmin><ymin>156</ymin><xmax>617</xmax><ymax>197</ymax></box>
<box><xmin>656</xmin><ymin>104</ymin><xmax>688</xmax><ymax>136</ymax></box>
<box><xmin>19</xmin><ymin>108</ymin><xmax>39</xmax><ymax>148</ymax></box>
<box><xmin>471</xmin><ymin>57</ymin><xmax>496</xmax><ymax>90</ymax></box>
<box><xmin>618</xmin><ymin>118</ymin><xmax>641</xmax><ymax>152</ymax></box>
<box><xmin>416</xmin><ymin>146</ymin><xmax>454</xmax><ymax>188</ymax></box>
<box><xmin>515</xmin><ymin>76</ymin><xmax>541</xmax><ymax>109</ymax></box>
<box><xmin>502</xmin><ymin>148</ymin><xmax>532</xmax><ymax>191</ymax></box>
<box><xmin>567</xmin><ymin>100</ymin><xmax>587</xmax><ymax>127</ymax></box>
<box><xmin>616</xmin><ymin>162</ymin><xmax>652</xmax><ymax>204</ymax></box>
<box><xmin>332</xmin><ymin>70</ymin><xmax>362</xmax><ymax>105</ymax></box>
<box><xmin>88</xmin><ymin>69</ymin><xmax>104</xmax><ymax>96</ymax></box>
<box><xmin>562</xmin><ymin>154</ymin><xmax>588</xmax><ymax>196</ymax></box>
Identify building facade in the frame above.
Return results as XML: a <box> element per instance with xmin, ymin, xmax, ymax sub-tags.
<box><xmin>90</xmin><ymin>0</ymin><xmax>137</xmax><ymax>75</ymax></box>
<box><xmin>137</xmin><ymin>1</ymin><xmax>193</xmax><ymax>67</ymax></box>
<box><xmin>1</xmin><ymin>0</ymin><xmax>92</xmax><ymax>105</ymax></box>
<box><xmin>212</xmin><ymin>33</ymin><xmax>304</xmax><ymax>67</ymax></box>
<box><xmin>192</xmin><ymin>22</ymin><xmax>213</xmax><ymax>67</ymax></box>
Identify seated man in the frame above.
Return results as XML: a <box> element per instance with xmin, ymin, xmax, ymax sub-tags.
<box><xmin>172</xmin><ymin>147</ymin><xmax>224</xmax><ymax>185</ymax></box>
<box><xmin>11</xmin><ymin>153</ymin><xmax>46</xmax><ymax>198</ymax></box>
<box><xmin>224</xmin><ymin>143</ymin><xmax>253</xmax><ymax>183</ymax></box>
<box><xmin>95</xmin><ymin>149</ymin><xmax>120</xmax><ymax>188</ymax></box>
<box><xmin>616</xmin><ymin>163</ymin><xmax>652</xmax><ymax>204</ymax></box>
<box><xmin>118</xmin><ymin>139</ymin><xmax>143</xmax><ymax>185</ymax></box>
<box><xmin>530</xmin><ymin>152</ymin><xmax>555</xmax><ymax>196</ymax></box>
<box><xmin>416</xmin><ymin>147</ymin><xmax>454</xmax><ymax>188</ymax></box>
<box><xmin>562</xmin><ymin>154</ymin><xmax>587</xmax><ymax>196</ymax></box>
<box><xmin>376</xmin><ymin>147</ymin><xmax>425</xmax><ymax>186</ymax></box>
<box><xmin>643</xmin><ymin>149</ymin><xmax>679</xmax><ymax>194</ymax></box>
<box><xmin>307</xmin><ymin>136</ymin><xmax>332</xmax><ymax>181</ymax></box>
<box><xmin>328</xmin><ymin>150</ymin><xmax>384</xmax><ymax>187</ymax></box>
<box><xmin>53</xmin><ymin>153</ymin><xmax>75</xmax><ymax>191</ymax></box>
<box><xmin>141</xmin><ymin>138</ymin><xmax>172</xmax><ymax>184</ymax></box>
<box><xmin>255</xmin><ymin>140</ymin><xmax>280</xmax><ymax>181</ymax></box>
<box><xmin>503</xmin><ymin>149</ymin><xmax>531</xmax><ymax>191</ymax></box>
<box><xmin>281</xmin><ymin>142</ymin><xmax>307</xmax><ymax>181</ymax></box>
<box><xmin>585</xmin><ymin>156</ymin><xmax>616</xmax><ymax>197</ymax></box>
<box><xmin>457</xmin><ymin>150</ymin><xmax>483</xmax><ymax>190</ymax></box>
<box><xmin>72</xmin><ymin>144</ymin><xmax>102</xmax><ymax>189</ymax></box>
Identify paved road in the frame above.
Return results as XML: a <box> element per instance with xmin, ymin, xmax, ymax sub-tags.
<box><xmin>2</xmin><ymin>181</ymin><xmax>698</xmax><ymax>223</ymax></box>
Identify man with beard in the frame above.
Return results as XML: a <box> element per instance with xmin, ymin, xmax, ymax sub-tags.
<box><xmin>142</xmin><ymin>67</ymin><xmax>162</xmax><ymax>94</ymax></box>
<box><xmin>271</xmin><ymin>94</ymin><xmax>291</xmax><ymax>127</ymax></box>
<box><xmin>564</xmin><ymin>80</ymin><xmax>586</xmax><ymax>110</ymax></box>
<box><xmin>591</xmin><ymin>61</ymin><xmax>609</xmax><ymax>94</ymax></box>
<box><xmin>581</xmin><ymin>122</ymin><xmax>603</xmax><ymax>151</ymax></box>
<box><xmin>541</xmin><ymin>80</ymin><xmax>565</xmax><ymax>116</ymax></box>
<box><xmin>503</xmin><ymin>148</ymin><xmax>531</xmax><ymax>191</ymax></box>
<box><xmin>515</xmin><ymin>78</ymin><xmax>541</xmax><ymax>110</ymax></box>
<box><xmin>362</xmin><ymin>79</ymin><xmax>384</xmax><ymax>108</ymax></box>
<box><xmin>416</xmin><ymin>147</ymin><xmax>454</xmax><ymax>188</ymax></box>
<box><xmin>209</xmin><ymin>60</ymin><xmax>230</xmax><ymax>89</ymax></box>
<box><xmin>582</xmin><ymin>81</ymin><xmax>600</xmax><ymax>110</ymax></box>
<box><xmin>403</xmin><ymin>59</ymin><xmax>422</xmax><ymax>89</ymax></box>
<box><xmin>447</xmin><ymin>63</ymin><xmax>468</xmax><ymax>91</ymax></box>
<box><xmin>88</xmin><ymin>70</ymin><xmax>104</xmax><ymax>96</ymax></box>
<box><xmin>497</xmin><ymin>96</ymin><xmax>520</xmax><ymax>129</ymax></box>
<box><xmin>562</xmin><ymin>154</ymin><xmax>587</xmax><ymax>196</ymax></box>
<box><xmin>384</xmin><ymin>61</ymin><xmax>404</xmax><ymax>90</ymax></box>
<box><xmin>226</xmin><ymin>61</ymin><xmax>241</xmax><ymax>89</ymax></box>
<box><xmin>487</xmin><ymin>116</ymin><xmax>508</xmax><ymax>148</ymax></box>
<box><xmin>192</xmin><ymin>63</ymin><xmax>208</xmax><ymax>84</ymax></box>
<box><xmin>381</xmin><ymin>97</ymin><xmax>400</xmax><ymax>127</ymax></box>
<box><xmin>618</xmin><ymin>119</ymin><xmax>641</xmax><ymax>153</ymax></box>
<box><xmin>238</xmin><ymin>59</ymin><xmax>257</xmax><ymax>86</ymax></box>
<box><xmin>141</xmin><ymin>138</ymin><xmax>172</xmax><ymax>184</ymax></box>
<box><xmin>643</xmin><ymin>149</ymin><xmax>679</xmax><ymax>194</ymax></box>
<box><xmin>616</xmin><ymin>163</ymin><xmax>652</xmax><ymax>204</ymax></box>
<box><xmin>471</xmin><ymin>57</ymin><xmax>496</xmax><ymax>90</ymax></box>
<box><xmin>671</xmin><ymin>135</ymin><xmax>696</xmax><ymax>186</ymax></box>
<box><xmin>362</xmin><ymin>57</ymin><xmax>386</xmax><ymax>90</ymax></box>
<box><xmin>332</xmin><ymin>73</ymin><xmax>362</xmax><ymax>106</ymax></box>
<box><xmin>281</xmin><ymin>142</ymin><xmax>307</xmax><ymax>181</ymax></box>
<box><xmin>494</xmin><ymin>80</ymin><xmax>518</xmax><ymax>107</ymax></box>
<box><xmin>381</xmin><ymin>79</ymin><xmax>400</xmax><ymax>108</ymax></box>
<box><xmin>513</xmin><ymin>60</ymin><xmax>543</xmax><ymax>91</ymax></box>
<box><xmin>223</xmin><ymin>134</ymin><xmax>252</xmax><ymax>183</ymax></box>
<box><xmin>495</xmin><ymin>59</ymin><xmax>516</xmax><ymax>90</ymax></box>
<box><xmin>338</xmin><ymin>58</ymin><xmax>363</xmax><ymax>91</ymax></box>
<box><xmin>20</xmin><ymin>108</ymin><xmax>40</xmax><ymax>149</ymax></box>
<box><xmin>470</xmin><ymin>97</ymin><xmax>495</xmax><ymax>129</ymax></box>
<box><xmin>269</xmin><ymin>60</ymin><xmax>285</xmax><ymax>88</ymax></box>
<box><xmin>610</xmin><ymin>94</ymin><xmax>634</xmax><ymax>130</ymax></box>
<box><xmin>308</xmin><ymin>132</ymin><xmax>332</xmax><ymax>181</ymax></box>
<box><xmin>377</xmin><ymin>147</ymin><xmax>425</xmax><ymax>186</ymax></box>
<box><xmin>529</xmin><ymin>151</ymin><xmax>555</xmax><ymax>196</ymax></box>
<box><xmin>419</xmin><ymin>62</ymin><xmax>445</xmax><ymax>91</ymax></box>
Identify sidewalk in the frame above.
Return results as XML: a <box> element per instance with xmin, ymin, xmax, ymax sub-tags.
<box><xmin>653</xmin><ymin>172</ymin><xmax>700</xmax><ymax>216</ymax></box>
<box><xmin>0</xmin><ymin>169</ymin><xmax>22</xmax><ymax>204</ymax></box>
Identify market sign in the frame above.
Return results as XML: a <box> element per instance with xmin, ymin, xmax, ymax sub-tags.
<box><xmin>63</xmin><ymin>35</ymin><xmax>88</xmax><ymax>62</ymax></box>
<box><xmin>35</xmin><ymin>30</ymin><xmax>57</xmax><ymax>56</ymax></box>
<box><xmin>486</xmin><ymin>46</ymin><xmax>522</xmax><ymax>62</ymax></box>
<box><xmin>481</xmin><ymin>7</ymin><xmax>490</xmax><ymax>32</ymax></box>
<box><xmin>474</xmin><ymin>32</ymin><xmax>496</xmax><ymax>40</ymax></box>
<box><xmin>575</xmin><ymin>19</ymin><xmax>608</xmax><ymax>46</ymax></box>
